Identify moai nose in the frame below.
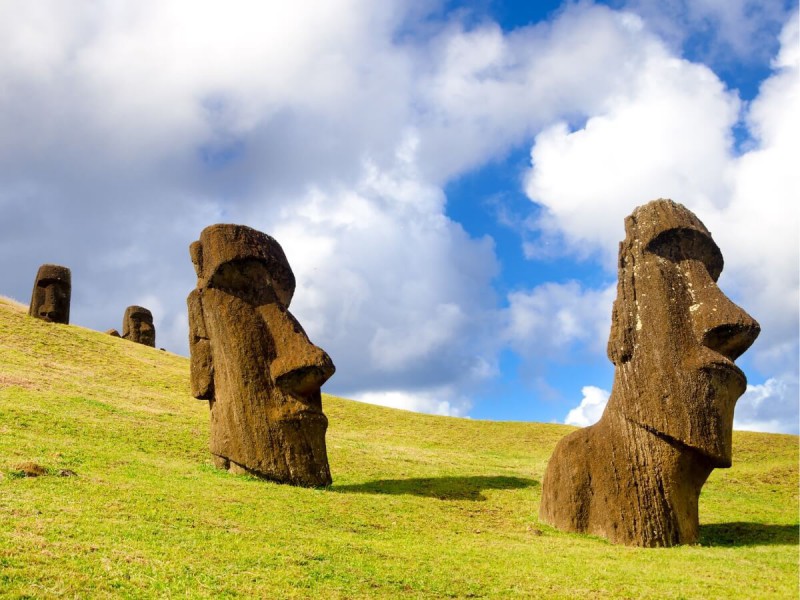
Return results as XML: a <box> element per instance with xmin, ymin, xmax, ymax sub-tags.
<box><xmin>698</xmin><ymin>306</ymin><xmax>760</xmax><ymax>361</ymax></box>
<box><xmin>689</xmin><ymin>266</ymin><xmax>760</xmax><ymax>361</ymax></box>
<box><xmin>41</xmin><ymin>286</ymin><xmax>56</xmax><ymax>316</ymax></box>
<box><xmin>261</xmin><ymin>304</ymin><xmax>335</xmax><ymax>397</ymax></box>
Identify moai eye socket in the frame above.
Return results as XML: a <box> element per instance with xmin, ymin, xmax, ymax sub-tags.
<box><xmin>209</xmin><ymin>259</ymin><xmax>279</xmax><ymax>304</ymax></box>
<box><xmin>645</xmin><ymin>227</ymin><xmax>723</xmax><ymax>281</ymax></box>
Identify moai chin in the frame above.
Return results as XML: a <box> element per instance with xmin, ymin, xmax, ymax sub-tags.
<box><xmin>29</xmin><ymin>264</ymin><xmax>71</xmax><ymax>324</ymax></box>
<box><xmin>187</xmin><ymin>224</ymin><xmax>335</xmax><ymax>487</ymax></box>
<box><xmin>539</xmin><ymin>199</ymin><xmax>760</xmax><ymax>547</ymax></box>
<box><xmin>122</xmin><ymin>305</ymin><xmax>156</xmax><ymax>347</ymax></box>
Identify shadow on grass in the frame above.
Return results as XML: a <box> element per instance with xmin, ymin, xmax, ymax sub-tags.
<box><xmin>330</xmin><ymin>475</ymin><xmax>537</xmax><ymax>501</ymax></box>
<box><xmin>700</xmin><ymin>522</ymin><xmax>799</xmax><ymax>547</ymax></box>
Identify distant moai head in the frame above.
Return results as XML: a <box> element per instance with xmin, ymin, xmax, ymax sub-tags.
<box><xmin>122</xmin><ymin>305</ymin><xmax>156</xmax><ymax>347</ymax></box>
<box><xmin>106</xmin><ymin>329</ymin><xmax>121</xmax><ymax>337</ymax></box>
<box><xmin>29</xmin><ymin>264</ymin><xmax>71</xmax><ymax>324</ymax></box>
<box><xmin>188</xmin><ymin>224</ymin><xmax>335</xmax><ymax>486</ymax></box>
<box><xmin>606</xmin><ymin>199</ymin><xmax>760</xmax><ymax>465</ymax></box>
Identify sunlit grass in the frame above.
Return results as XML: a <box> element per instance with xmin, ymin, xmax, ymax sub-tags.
<box><xmin>1</xmin><ymin>300</ymin><xmax>797</xmax><ymax>598</ymax></box>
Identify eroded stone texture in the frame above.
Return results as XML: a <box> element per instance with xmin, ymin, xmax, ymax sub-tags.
<box><xmin>106</xmin><ymin>329</ymin><xmax>121</xmax><ymax>337</ymax></box>
<box><xmin>122</xmin><ymin>305</ymin><xmax>156</xmax><ymax>347</ymax></box>
<box><xmin>188</xmin><ymin>224</ymin><xmax>335</xmax><ymax>487</ymax></box>
<box><xmin>539</xmin><ymin>199</ymin><xmax>760</xmax><ymax>547</ymax></box>
<box><xmin>29</xmin><ymin>264</ymin><xmax>71</xmax><ymax>324</ymax></box>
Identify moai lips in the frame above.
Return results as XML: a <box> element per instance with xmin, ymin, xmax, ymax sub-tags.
<box><xmin>539</xmin><ymin>199</ymin><xmax>760</xmax><ymax>547</ymax></box>
<box><xmin>188</xmin><ymin>224</ymin><xmax>335</xmax><ymax>487</ymax></box>
<box><xmin>29</xmin><ymin>264</ymin><xmax>71</xmax><ymax>324</ymax></box>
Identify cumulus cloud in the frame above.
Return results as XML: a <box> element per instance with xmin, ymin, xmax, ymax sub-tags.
<box><xmin>524</xmin><ymin>36</ymin><xmax>739</xmax><ymax>267</ymax></box>
<box><xmin>260</xmin><ymin>137</ymin><xmax>500</xmax><ymax>402</ymax></box>
<box><xmin>734</xmin><ymin>377</ymin><xmax>799</xmax><ymax>434</ymax></box>
<box><xmin>350</xmin><ymin>388</ymin><xmax>472</xmax><ymax>418</ymax></box>
<box><xmin>0</xmin><ymin>1</ymin><xmax>665</xmax><ymax>416</ymax></box>
<box><xmin>524</xmin><ymin>9</ymin><xmax>798</xmax><ymax>428</ymax></box>
<box><xmin>504</xmin><ymin>281</ymin><xmax>615</xmax><ymax>359</ymax></box>
<box><xmin>0</xmin><ymin>1</ymin><xmax>795</xmax><ymax>425</ymax></box>
<box><xmin>413</xmin><ymin>4</ymin><xmax>667</xmax><ymax>182</ymax></box>
<box><xmin>614</xmin><ymin>0</ymin><xmax>794</xmax><ymax>67</ymax></box>
<box><xmin>565</xmin><ymin>386</ymin><xmax>610</xmax><ymax>427</ymax></box>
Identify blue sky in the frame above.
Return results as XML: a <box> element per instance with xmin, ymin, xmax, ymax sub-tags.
<box><xmin>1</xmin><ymin>0</ymin><xmax>797</xmax><ymax>433</ymax></box>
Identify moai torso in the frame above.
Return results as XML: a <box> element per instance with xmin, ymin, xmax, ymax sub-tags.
<box><xmin>188</xmin><ymin>224</ymin><xmax>335</xmax><ymax>487</ymax></box>
<box><xmin>540</xmin><ymin>199</ymin><xmax>760</xmax><ymax>546</ymax></box>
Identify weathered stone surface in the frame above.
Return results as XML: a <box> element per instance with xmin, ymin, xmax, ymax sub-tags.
<box><xmin>540</xmin><ymin>199</ymin><xmax>760</xmax><ymax>547</ymax></box>
<box><xmin>106</xmin><ymin>329</ymin><xmax>121</xmax><ymax>337</ymax></box>
<box><xmin>188</xmin><ymin>224</ymin><xmax>335</xmax><ymax>487</ymax></box>
<box><xmin>122</xmin><ymin>305</ymin><xmax>156</xmax><ymax>347</ymax></box>
<box><xmin>29</xmin><ymin>264</ymin><xmax>71</xmax><ymax>324</ymax></box>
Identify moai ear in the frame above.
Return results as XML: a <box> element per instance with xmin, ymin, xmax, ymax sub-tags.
<box><xmin>607</xmin><ymin>240</ymin><xmax>636</xmax><ymax>365</ymax></box>
<box><xmin>190</xmin><ymin>241</ymin><xmax>203</xmax><ymax>278</ymax></box>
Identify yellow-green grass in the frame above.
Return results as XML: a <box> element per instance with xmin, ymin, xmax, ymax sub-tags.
<box><xmin>0</xmin><ymin>297</ymin><xmax>797</xmax><ymax>598</ymax></box>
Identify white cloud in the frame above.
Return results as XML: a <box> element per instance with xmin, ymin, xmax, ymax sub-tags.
<box><xmin>350</xmin><ymin>388</ymin><xmax>471</xmax><ymax>418</ymax></box>
<box><xmin>0</xmin><ymin>1</ymin><xmax>794</xmax><ymax>428</ymax></box>
<box><xmin>565</xmin><ymin>386</ymin><xmax>610</xmax><ymax>427</ymax></box>
<box><xmin>260</xmin><ymin>138</ymin><xmax>500</xmax><ymax>400</ymax></box>
<box><xmin>523</xmin><ymin>10</ymin><xmax>799</xmax><ymax>429</ymax></box>
<box><xmin>711</xmin><ymin>12</ymin><xmax>800</xmax><ymax>373</ymax></box>
<box><xmin>414</xmin><ymin>4</ymin><xmax>665</xmax><ymax>183</ymax></box>
<box><xmin>734</xmin><ymin>377</ymin><xmax>799</xmax><ymax>434</ymax></box>
<box><xmin>616</xmin><ymin>0</ymin><xmax>794</xmax><ymax>66</ymax></box>
<box><xmin>524</xmin><ymin>37</ymin><xmax>739</xmax><ymax>266</ymax></box>
<box><xmin>504</xmin><ymin>281</ymin><xmax>616</xmax><ymax>358</ymax></box>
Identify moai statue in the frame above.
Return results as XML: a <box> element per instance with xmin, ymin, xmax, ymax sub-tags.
<box><xmin>106</xmin><ymin>329</ymin><xmax>121</xmax><ymax>337</ymax></box>
<box><xmin>540</xmin><ymin>199</ymin><xmax>760</xmax><ymax>547</ymax></box>
<box><xmin>187</xmin><ymin>224</ymin><xmax>335</xmax><ymax>487</ymax></box>
<box><xmin>122</xmin><ymin>305</ymin><xmax>156</xmax><ymax>347</ymax></box>
<box><xmin>29</xmin><ymin>264</ymin><xmax>71</xmax><ymax>324</ymax></box>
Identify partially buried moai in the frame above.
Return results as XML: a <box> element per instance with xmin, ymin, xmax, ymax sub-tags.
<box><xmin>187</xmin><ymin>224</ymin><xmax>335</xmax><ymax>487</ymax></box>
<box><xmin>540</xmin><ymin>199</ymin><xmax>760</xmax><ymax>547</ymax></box>
<box><xmin>122</xmin><ymin>305</ymin><xmax>156</xmax><ymax>347</ymax></box>
<box><xmin>29</xmin><ymin>264</ymin><xmax>71</xmax><ymax>324</ymax></box>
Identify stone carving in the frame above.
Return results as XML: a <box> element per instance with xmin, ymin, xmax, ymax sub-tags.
<box><xmin>106</xmin><ymin>329</ymin><xmax>121</xmax><ymax>337</ymax></box>
<box><xmin>188</xmin><ymin>224</ymin><xmax>335</xmax><ymax>487</ymax></box>
<box><xmin>540</xmin><ymin>199</ymin><xmax>760</xmax><ymax>547</ymax></box>
<box><xmin>122</xmin><ymin>305</ymin><xmax>156</xmax><ymax>347</ymax></box>
<box><xmin>29</xmin><ymin>264</ymin><xmax>71</xmax><ymax>324</ymax></box>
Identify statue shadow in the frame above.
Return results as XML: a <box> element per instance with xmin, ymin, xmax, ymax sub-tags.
<box><xmin>699</xmin><ymin>522</ymin><xmax>799</xmax><ymax>547</ymax></box>
<box><xmin>330</xmin><ymin>475</ymin><xmax>537</xmax><ymax>501</ymax></box>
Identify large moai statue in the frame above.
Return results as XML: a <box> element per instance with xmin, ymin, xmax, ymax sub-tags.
<box><xmin>187</xmin><ymin>224</ymin><xmax>336</xmax><ymax>487</ymax></box>
<box><xmin>122</xmin><ymin>305</ymin><xmax>156</xmax><ymax>347</ymax></box>
<box><xmin>540</xmin><ymin>199</ymin><xmax>761</xmax><ymax>547</ymax></box>
<box><xmin>29</xmin><ymin>264</ymin><xmax>71</xmax><ymax>324</ymax></box>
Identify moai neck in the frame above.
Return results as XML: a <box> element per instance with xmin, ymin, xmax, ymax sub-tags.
<box><xmin>599</xmin><ymin>407</ymin><xmax>715</xmax><ymax>547</ymax></box>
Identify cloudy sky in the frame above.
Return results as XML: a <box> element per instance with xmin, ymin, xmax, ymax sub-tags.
<box><xmin>1</xmin><ymin>0</ymin><xmax>797</xmax><ymax>433</ymax></box>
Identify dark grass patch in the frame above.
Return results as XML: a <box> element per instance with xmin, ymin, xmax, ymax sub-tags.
<box><xmin>700</xmin><ymin>522</ymin><xmax>799</xmax><ymax>547</ymax></box>
<box><xmin>331</xmin><ymin>475</ymin><xmax>537</xmax><ymax>501</ymax></box>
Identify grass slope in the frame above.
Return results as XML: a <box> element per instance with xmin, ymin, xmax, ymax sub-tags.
<box><xmin>1</xmin><ymin>297</ymin><xmax>797</xmax><ymax>598</ymax></box>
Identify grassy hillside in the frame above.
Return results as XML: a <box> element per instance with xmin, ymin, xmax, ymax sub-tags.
<box><xmin>1</xmin><ymin>297</ymin><xmax>797</xmax><ymax>598</ymax></box>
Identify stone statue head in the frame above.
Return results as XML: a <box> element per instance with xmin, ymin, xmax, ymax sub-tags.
<box><xmin>29</xmin><ymin>264</ymin><xmax>71</xmax><ymax>324</ymax></box>
<box><xmin>606</xmin><ymin>199</ymin><xmax>760</xmax><ymax>466</ymax></box>
<box><xmin>188</xmin><ymin>223</ymin><xmax>335</xmax><ymax>486</ymax></box>
<box><xmin>123</xmin><ymin>305</ymin><xmax>156</xmax><ymax>347</ymax></box>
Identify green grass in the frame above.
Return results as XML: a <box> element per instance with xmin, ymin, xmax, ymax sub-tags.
<box><xmin>1</xmin><ymin>296</ymin><xmax>797</xmax><ymax>598</ymax></box>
